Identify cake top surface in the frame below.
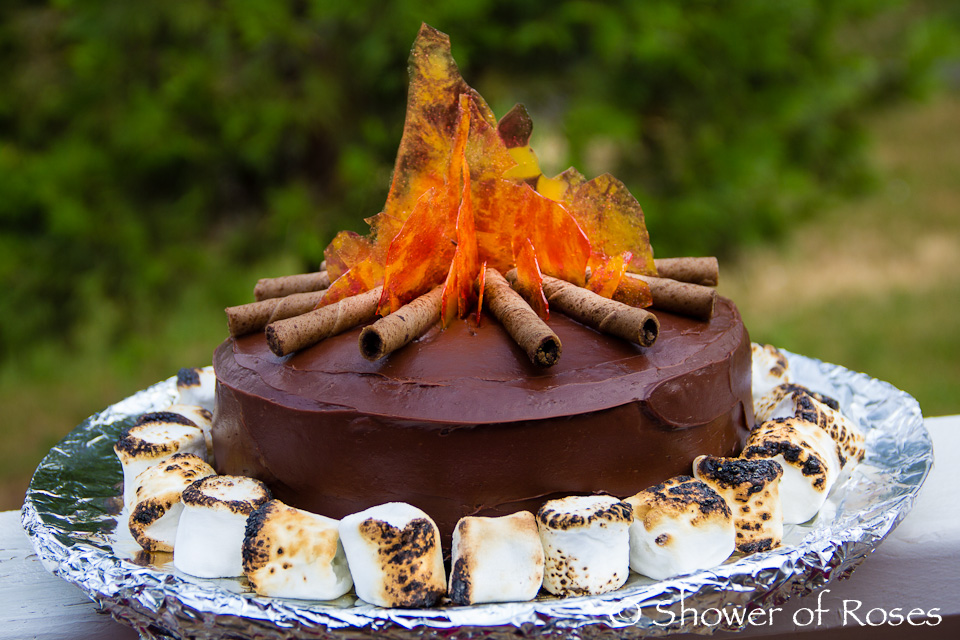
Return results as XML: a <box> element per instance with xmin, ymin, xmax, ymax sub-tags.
<box><xmin>219</xmin><ymin>296</ymin><xmax>747</xmax><ymax>426</ymax></box>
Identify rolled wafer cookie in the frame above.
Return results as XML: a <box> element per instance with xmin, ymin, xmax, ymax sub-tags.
<box><xmin>265</xmin><ymin>287</ymin><xmax>382</xmax><ymax>356</ymax></box>
<box><xmin>226</xmin><ymin>290</ymin><xmax>327</xmax><ymax>337</ymax></box>
<box><xmin>359</xmin><ymin>287</ymin><xmax>442</xmax><ymax>361</ymax></box>
<box><xmin>484</xmin><ymin>268</ymin><xmax>562</xmax><ymax>367</ymax></box>
<box><xmin>254</xmin><ymin>271</ymin><xmax>331</xmax><ymax>301</ymax></box>
<box><xmin>653</xmin><ymin>257</ymin><xmax>719</xmax><ymax>286</ymax></box>
<box><xmin>540</xmin><ymin>275</ymin><xmax>659</xmax><ymax>347</ymax></box>
<box><xmin>625</xmin><ymin>273</ymin><xmax>716</xmax><ymax>320</ymax></box>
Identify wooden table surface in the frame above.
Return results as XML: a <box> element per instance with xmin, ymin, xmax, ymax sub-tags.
<box><xmin>3</xmin><ymin>416</ymin><xmax>958</xmax><ymax>640</ymax></box>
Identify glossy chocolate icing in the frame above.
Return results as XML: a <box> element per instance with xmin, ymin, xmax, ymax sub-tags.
<box><xmin>212</xmin><ymin>297</ymin><xmax>753</xmax><ymax>543</ymax></box>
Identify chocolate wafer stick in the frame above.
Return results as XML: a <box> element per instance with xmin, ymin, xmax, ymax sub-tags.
<box><xmin>265</xmin><ymin>287</ymin><xmax>382</xmax><ymax>357</ymax></box>
<box><xmin>226</xmin><ymin>290</ymin><xmax>327</xmax><ymax>337</ymax></box>
<box><xmin>538</xmin><ymin>274</ymin><xmax>659</xmax><ymax>347</ymax></box>
<box><xmin>483</xmin><ymin>269</ymin><xmax>562</xmax><ymax>367</ymax></box>
<box><xmin>359</xmin><ymin>287</ymin><xmax>442</xmax><ymax>361</ymax></box>
<box><xmin>653</xmin><ymin>257</ymin><xmax>719</xmax><ymax>286</ymax></box>
<box><xmin>626</xmin><ymin>273</ymin><xmax>716</xmax><ymax>321</ymax></box>
<box><xmin>254</xmin><ymin>271</ymin><xmax>332</xmax><ymax>301</ymax></box>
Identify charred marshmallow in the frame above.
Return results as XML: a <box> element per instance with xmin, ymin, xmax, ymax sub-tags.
<box><xmin>693</xmin><ymin>455</ymin><xmax>784</xmax><ymax>554</ymax></box>
<box><xmin>751</xmin><ymin>343</ymin><xmax>791</xmax><ymax>410</ymax></box>
<box><xmin>449</xmin><ymin>511</ymin><xmax>544</xmax><ymax>605</ymax></box>
<box><xmin>755</xmin><ymin>383</ymin><xmax>864</xmax><ymax>468</ymax></box>
<box><xmin>338</xmin><ymin>503</ymin><xmax>446</xmax><ymax>608</ymax></box>
<box><xmin>624</xmin><ymin>476</ymin><xmax>735</xmax><ymax>580</ymax></box>
<box><xmin>242</xmin><ymin>500</ymin><xmax>352</xmax><ymax>600</ymax></box>
<box><xmin>751</xmin><ymin>342</ymin><xmax>791</xmax><ymax>407</ymax></box>
<box><xmin>742</xmin><ymin>417</ymin><xmax>842</xmax><ymax>524</ymax></box>
<box><xmin>162</xmin><ymin>404</ymin><xmax>214</xmax><ymax>462</ymax></box>
<box><xmin>114</xmin><ymin>415</ymin><xmax>207</xmax><ymax>509</ymax></box>
<box><xmin>129</xmin><ymin>453</ymin><xmax>215</xmax><ymax>552</ymax></box>
<box><xmin>173</xmin><ymin>475</ymin><xmax>271</xmax><ymax>578</ymax></box>
<box><xmin>754</xmin><ymin>382</ymin><xmax>840</xmax><ymax>422</ymax></box>
<box><xmin>176</xmin><ymin>366</ymin><xmax>217</xmax><ymax>413</ymax></box>
<box><xmin>536</xmin><ymin>495</ymin><xmax>632</xmax><ymax>597</ymax></box>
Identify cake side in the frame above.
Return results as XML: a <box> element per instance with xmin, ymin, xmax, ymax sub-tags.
<box><xmin>212</xmin><ymin>297</ymin><xmax>753</xmax><ymax>542</ymax></box>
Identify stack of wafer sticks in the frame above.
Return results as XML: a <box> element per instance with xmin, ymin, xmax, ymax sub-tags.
<box><xmin>224</xmin><ymin>257</ymin><xmax>720</xmax><ymax>368</ymax></box>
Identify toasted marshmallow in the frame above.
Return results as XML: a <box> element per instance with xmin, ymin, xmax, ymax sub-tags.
<box><xmin>338</xmin><ymin>503</ymin><xmax>446</xmax><ymax>608</ymax></box>
<box><xmin>176</xmin><ymin>366</ymin><xmax>216</xmax><ymax>413</ymax></box>
<box><xmin>449</xmin><ymin>511</ymin><xmax>544</xmax><ymax>605</ymax></box>
<box><xmin>624</xmin><ymin>476</ymin><xmax>735</xmax><ymax>580</ymax></box>
<box><xmin>242</xmin><ymin>500</ymin><xmax>352</xmax><ymax>600</ymax></box>
<box><xmin>742</xmin><ymin>417</ymin><xmax>842</xmax><ymax>524</ymax></box>
<box><xmin>114</xmin><ymin>416</ymin><xmax>207</xmax><ymax>509</ymax></box>
<box><xmin>755</xmin><ymin>384</ymin><xmax>864</xmax><ymax>468</ymax></box>
<box><xmin>693</xmin><ymin>456</ymin><xmax>783</xmax><ymax>554</ymax></box>
<box><xmin>173</xmin><ymin>475</ymin><xmax>271</xmax><ymax>578</ymax></box>
<box><xmin>162</xmin><ymin>404</ymin><xmax>214</xmax><ymax>462</ymax></box>
<box><xmin>751</xmin><ymin>343</ymin><xmax>790</xmax><ymax>409</ymax></box>
<box><xmin>755</xmin><ymin>382</ymin><xmax>839</xmax><ymax>422</ymax></box>
<box><xmin>129</xmin><ymin>453</ymin><xmax>215</xmax><ymax>552</ymax></box>
<box><xmin>536</xmin><ymin>495</ymin><xmax>632</xmax><ymax>596</ymax></box>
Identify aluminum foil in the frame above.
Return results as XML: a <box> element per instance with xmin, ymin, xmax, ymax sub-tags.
<box><xmin>21</xmin><ymin>349</ymin><xmax>932</xmax><ymax>639</ymax></box>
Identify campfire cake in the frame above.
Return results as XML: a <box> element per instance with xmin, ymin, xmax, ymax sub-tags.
<box><xmin>210</xmin><ymin>25</ymin><xmax>755</xmax><ymax>545</ymax></box>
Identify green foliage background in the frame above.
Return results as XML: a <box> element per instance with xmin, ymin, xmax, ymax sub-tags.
<box><xmin>1</xmin><ymin>0</ymin><xmax>956</xmax><ymax>366</ymax></box>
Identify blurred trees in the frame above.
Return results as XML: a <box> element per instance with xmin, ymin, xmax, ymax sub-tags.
<box><xmin>1</xmin><ymin>0</ymin><xmax>956</xmax><ymax>361</ymax></box>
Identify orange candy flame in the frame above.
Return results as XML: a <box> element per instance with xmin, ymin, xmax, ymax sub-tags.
<box><xmin>441</xmin><ymin>156</ymin><xmax>481</xmax><ymax>326</ymax></box>
<box><xmin>321</xmin><ymin>24</ymin><xmax>657</xmax><ymax>326</ymax></box>
<box><xmin>513</xmin><ymin>239</ymin><xmax>548</xmax><ymax>319</ymax></box>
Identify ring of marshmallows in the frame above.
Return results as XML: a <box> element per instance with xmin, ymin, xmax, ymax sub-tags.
<box><xmin>113</xmin><ymin>353</ymin><xmax>865</xmax><ymax>607</ymax></box>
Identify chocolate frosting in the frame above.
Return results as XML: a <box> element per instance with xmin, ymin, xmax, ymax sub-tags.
<box><xmin>212</xmin><ymin>297</ymin><xmax>753</xmax><ymax>544</ymax></box>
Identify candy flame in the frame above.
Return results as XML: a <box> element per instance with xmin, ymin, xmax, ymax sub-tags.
<box><xmin>322</xmin><ymin>24</ymin><xmax>655</xmax><ymax>324</ymax></box>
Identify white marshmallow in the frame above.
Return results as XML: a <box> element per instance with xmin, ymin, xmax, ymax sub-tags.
<box><xmin>242</xmin><ymin>500</ymin><xmax>352</xmax><ymax>600</ymax></box>
<box><xmin>173</xmin><ymin>475</ymin><xmax>271</xmax><ymax>578</ymax></box>
<box><xmin>114</xmin><ymin>416</ymin><xmax>207</xmax><ymax>509</ymax></box>
<box><xmin>742</xmin><ymin>417</ymin><xmax>842</xmax><ymax>524</ymax></box>
<box><xmin>693</xmin><ymin>455</ymin><xmax>784</xmax><ymax>554</ymax></box>
<box><xmin>129</xmin><ymin>453</ymin><xmax>216</xmax><ymax>552</ymax></box>
<box><xmin>449</xmin><ymin>511</ymin><xmax>544</xmax><ymax>605</ymax></box>
<box><xmin>751</xmin><ymin>343</ymin><xmax>790</xmax><ymax>410</ymax></box>
<box><xmin>338</xmin><ymin>503</ymin><xmax>446</xmax><ymax>608</ymax></box>
<box><xmin>164</xmin><ymin>404</ymin><xmax>214</xmax><ymax>462</ymax></box>
<box><xmin>755</xmin><ymin>383</ymin><xmax>864</xmax><ymax>468</ymax></box>
<box><xmin>176</xmin><ymin>366</ymin><xmax>217</xmax><ymax>413</ymax></box>
<box><xmin>625</xmin><ymin>476</ymin><xmax>735</xmax><ymax>580</ymax></box>
<box><xmin>536</xmin><ymin>495</ymin><xmax>632</xmax><ymax>596</ymax></box>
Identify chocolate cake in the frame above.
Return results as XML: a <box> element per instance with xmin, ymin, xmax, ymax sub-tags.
<box><xmin>212</xmin><ymin>296</ymin><xmax>753</xmax><ymax>543</ymax></box>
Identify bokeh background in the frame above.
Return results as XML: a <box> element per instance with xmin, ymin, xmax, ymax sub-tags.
<box><xmin>2</xmin><ymin>0</ymin><xmax>959</xmax><ymax>510</ymax></box>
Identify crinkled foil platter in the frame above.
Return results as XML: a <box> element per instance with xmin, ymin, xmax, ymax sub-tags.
<box><xmin>21</xmin><ymin>349</ymin><xmax>931</xmax><ymax>639</ymax></box>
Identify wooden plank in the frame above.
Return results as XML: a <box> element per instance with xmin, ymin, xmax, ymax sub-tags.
<box><xmin>0</xmin><ymin>511</ymin><xmax>138</xmax><ymax>640</ymax></box>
